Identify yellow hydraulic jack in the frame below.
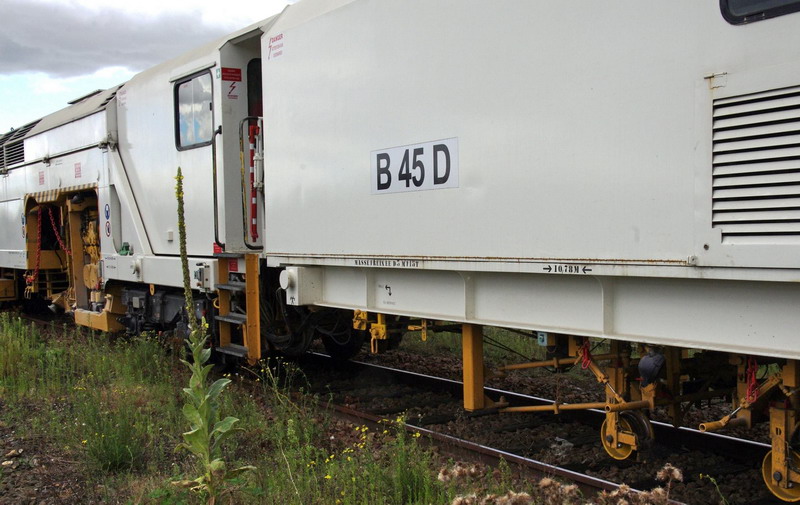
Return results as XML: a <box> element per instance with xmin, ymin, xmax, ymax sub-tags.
<box><xmin>357</xmin><ymin>311</ymin><xmax>420</xmax><ymax>354</ymax></box>
<box><xmin>698</xmin><ymin>355</ymin><xmax>778</xmax><ymax>433</ymax></box>
<box><xmin>764</xmin><ymin>406</ymin><xmax>800</xmax><ymax>502</ymax></box>
<box><xmin>493</xmin><ymin>336</ymin><xmax>653</xmax><ymax>460</ymax></box>
<box><xmin>700</xmin><ymin>358</ymin><xmax>800</xmax><ymax>501</ymax></box>
<box><xmin>763</xmin><ymin>360</ymin><xmax>800</xmax><ymax>502</ymax></box>
<box><xmin>353</xmin><ymin>311</ymin><xmax>395</xmax><ymax>354</ymax></box>
<box><xmin>583</xmin><ymin>339</ymin><xmax>654</xmax><ymax>460</ymax></box>
<box><xmin>369</xmin><ymin>313</ymin><xmax>388</xmax><ymax>354</ymax></box>
<box><xmin>353</xmin><ymin>310</ymin><xmax>385</xmax><ymax>354</ymax></box>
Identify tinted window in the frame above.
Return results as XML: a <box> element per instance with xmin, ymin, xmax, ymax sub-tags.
<box><xmin>175</xmin><ymin>72</ymin><xmax>213</xmax><ymax>149</ymax></box>
<box><xmin>721</xmin><ymin>0</ymin><xmax>800</xmax><ymax>24</ymax></box>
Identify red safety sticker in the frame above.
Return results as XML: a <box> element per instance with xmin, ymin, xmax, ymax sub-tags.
<box><xmin>267</xmin><ymin>33</ymin><xmax>284</xmax><ymax>60</ymax></box>
<box><xmin>220</xmin><ymin>67</ymin><xmax>242</xmax><ymax>82</ymax></box>
<box><xmin>228</xmin><ymin>258</ymin><xmax>239</xmax><ymax>273</ymax></box>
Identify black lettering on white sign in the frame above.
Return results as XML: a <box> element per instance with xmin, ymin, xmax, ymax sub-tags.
<box><xmin>371</xmin><ymin>138</ymin><xmax>458</xmax><ymax>194</ymax></box>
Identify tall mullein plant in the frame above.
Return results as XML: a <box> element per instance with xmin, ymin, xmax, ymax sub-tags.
<box><xmin>173</xmin><ymin>167</ymin><xmax>254</xmax><ymax>503</ymax></box>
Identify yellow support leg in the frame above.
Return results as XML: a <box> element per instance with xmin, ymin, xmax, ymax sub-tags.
<box><xmin>463</xmin><ymin>323</ymin><xmax>485</xmax><ymax>411</ymax></box>
<box><xmin>244</xmin><ymin>254</ymin><xmax>260</xmax><ymax>365</ymax></box>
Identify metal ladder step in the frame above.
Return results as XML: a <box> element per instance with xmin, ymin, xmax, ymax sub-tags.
<box><xmin>216</xmin><ymin>313</ymin><xmax>247</xmax><ymax>325</ymax></box>
<box><xmin>213</xmin><ymin>252</ymin><xmax>245</xmax><ymax>258</ymax></box>
<box><xmin>217</xmin><ymin>282</ymin><xmax>246</xmax><ymax>292</ymax></box>
<box><xmin>215</xmin><ymin>344</ymin><xmax>248</xmax><ymax>358</ymax></box>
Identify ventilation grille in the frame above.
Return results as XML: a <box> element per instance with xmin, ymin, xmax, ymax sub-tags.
<box><xmin>0</xmin><ymin>120</ymin><xmax>38</xmax><ymax>170</ymax></box>
<box><xmin>712</xmin><ymin>85</ymin><xmax>800</xmax><ymax>241</ymax></box>
<box><xmin>3</xmin><ymin>141</ymin><xmax>24</xmax><ymax>166</ymax></box>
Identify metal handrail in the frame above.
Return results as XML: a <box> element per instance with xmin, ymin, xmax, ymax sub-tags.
<box><xmin>239</xmin><ymin>116</ymin><xmax>263</xmax><ymax>251</ymax></box>
<box><xmin>211</xmin><ymin>125</ymin><xmax>224</xmax><ymax>250</ymax></box>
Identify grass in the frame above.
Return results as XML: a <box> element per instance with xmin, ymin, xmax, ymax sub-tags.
<box><xmin>0</xmin><ymin>314</ymin><xmax>526</xmax><ymax>504</ymax></box>
<box><xmin>401</xmin><ymin>326</ymin><xmax>549</xmax><ymax>366</ymax></box>
<box><xmin>0</xmin><ymin>313</ymin><xmax>182</xmax><ymax>476</ymax></box>
<box><xmin>0</xmin><ymin>313</ymin><xmax>707</xmax><ymax>504</ymax></box>
<box><xmin>226</xmin><ymin>358</ymin><xmax>453</xmax><ymax>504</ymax></box>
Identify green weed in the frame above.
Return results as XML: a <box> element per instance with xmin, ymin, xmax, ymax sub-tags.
<box><xmin>172</xmin><ymin>166</ymin><xmax>255</xmax><ymax>502</ymax></box>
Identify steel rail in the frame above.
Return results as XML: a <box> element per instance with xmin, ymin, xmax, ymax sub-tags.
<box><xmin>308</xmin><ymin>352</ymin><xmax>771</xmax><ymax>460</ymax></box>
<box><xmin>306</xmin><ymin>353</ymin><xmax>705</xmax><ymax>503</ymax></box>
<box><xmin>325</xmin><ymin>401</ymin><xmax>652</xmax><ymax>500</ymax></box>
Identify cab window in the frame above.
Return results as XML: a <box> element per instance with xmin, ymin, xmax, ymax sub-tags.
<box><xmin>721</xmin><ymin>0</ymin><xmax>800</xmax><ymax>24</ymax></box>
<box><xmin>175</xmin><ymin>72</ymin><xmax>213</xmax><ymax>150</ymax></box>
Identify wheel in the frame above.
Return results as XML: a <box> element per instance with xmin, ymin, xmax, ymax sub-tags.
<box><xmin>322</xmin><ymin>329</ymin><xmax>367</xmax><ymax>360</ymax></box>
<box><xmin>601</xmin><ymin>411</ymin><xmax>653</xmax><ymax>461</ymax></box>
<box><xmin>260</xmin><ymin>279</ymin><xmax>314</xmax><ymax>357</ymax></box>
<box><xmin>266</xmin><ymin>324</ymin><xmax>314</xmax><ymax>357</ymax></box>
<box><xmin>762</xmin><ymin>450</ymin><xmax>800</xmax><ymax>502</ymax></box>
<box><xmin>387</xmin><ymin>329</ymin><xmax>404</xmax><ymax>350</ymax></box>
<box><xmin>318</xmin><ymin>310</ymin><xmax>367</xmax><ymax>360</ymax></box>
<box><xmin>385</xmin><ymin>315</ymin><xmax>407</xmax><ymax>350</ymax></box>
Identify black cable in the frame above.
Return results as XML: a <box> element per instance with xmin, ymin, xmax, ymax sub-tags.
<box><xmin>483</xmin><ymin>334</ymin><xmax>531</xmax><ymax>361</ymax></box>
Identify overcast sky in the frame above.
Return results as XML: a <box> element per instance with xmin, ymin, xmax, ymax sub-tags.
<box><xmin>0</xmin><ymin>0</ymin><xmax>292</xmax><ymax>132</ymax></box>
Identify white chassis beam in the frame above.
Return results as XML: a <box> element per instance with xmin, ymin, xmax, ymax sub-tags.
<box><xmin>276</xmin><ymin>261</ymin><xmax>800</xmax><ymax>361</ymax></box>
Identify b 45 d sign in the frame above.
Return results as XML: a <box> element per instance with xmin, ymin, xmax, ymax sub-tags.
<box><xmin>371</xmin><ymin>138</ymin><xmax>459</xmax><ymax>194</ymax></box>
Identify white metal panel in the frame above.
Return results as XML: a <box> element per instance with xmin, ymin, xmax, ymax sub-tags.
<box><xmin>25</xmin><ymin>114</ymin><xmax>107</xmax><ymax>160</ymax></box>
<box><xmin>23</xmin><ymin>149</ymin><xmax>103</xmax><ymax>196</ymax></box>
<box><xmin>260</xmin><ymin>0</ymin><xmax>800</xmax><ymax>277</ymax></box>
<box><xmin>1</xmin><ymin>168</ymin><xmax>27</xmax><ymax>202</ymax></box>
<box><xmin>611</xmin><ymin>277</ymin><xmax>800</xmax><ymax>358</ymax></box>
<box><xmin>116</xmin><ymin>58</ymin><xmax>218</xmax><ymax>257</ymax></box>
<box><xmin>470</xmin><ymin>273</ymin><xmax>605</xmax><ymax>335</ymax></box>
<box><xmin>100</xmin><ymin>254</ymin><xmax>217</xmax><ymax>292</ymax></box>
<box><xmin>260</xmin><ymin>0</ymin><xmax>800</xmax><ymax>360</ymax></box>
<box><xmin>262</xmin><ymin>0</ymin><xmax>710</xmax><ymax>266</ymax></box>
<box><xmin>0</xmin><ymin>199</ymin><xmax>25</xmax><ymax>262</ymax></box>
<box><xmin>306</xmin><ymin>264</ymin><xmax>800</xmax><ymax>359</ymax></box>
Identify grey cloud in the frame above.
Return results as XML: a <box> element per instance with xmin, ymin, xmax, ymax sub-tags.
<box><xmin>0</xmin><ymin>0</ymin><xmax>235</xmax><ymax>77</ymax></box>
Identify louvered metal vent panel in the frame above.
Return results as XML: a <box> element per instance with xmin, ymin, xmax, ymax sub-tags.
<box><xmin>3</xmin><ymin>141</ymin><xmax>24</xmax><ymax>167</ymax></box>
<box><xmin>712</xmin><ymin>85</ymin><xmax>800</xmax><ymax>240</ymax></box>
<box><xmin>0</xmin><ymin>120</ymin><xmax>38</xmax><ymax>169</ymax></box>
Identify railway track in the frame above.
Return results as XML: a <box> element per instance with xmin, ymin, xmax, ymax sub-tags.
<box><xmin>1</xmin><ymin>308</ymin><xmax>784</xmax><ymax>503</ymax></box>
<box><xmin>299</xmin><ymin>352</ymin><xmax>780</xmax><ymax>505</ymax></box>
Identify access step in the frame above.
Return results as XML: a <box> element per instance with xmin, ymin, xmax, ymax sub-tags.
<box><xmin>213</xmin><ymin>252</ymin><xmax>244</xmax><ymax>258</ymax></box>
<box><xmin>215</xmin><ymin>344</ymin><xmax>249</xmax><ymax>358</ymax></box>
<box><xmin>216</xmin><ymin>313</ymin><xmax>247</xmax><ymax>325</ymax></box>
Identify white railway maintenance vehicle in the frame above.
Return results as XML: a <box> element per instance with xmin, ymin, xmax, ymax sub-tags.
<box><xmin>2</xmin><ymin>0</ymin><xmax>800</xmax><ymax>499</ymax></box>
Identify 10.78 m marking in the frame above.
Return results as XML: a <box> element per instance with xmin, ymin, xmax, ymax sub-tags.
<box><xmin>371</xmin><ymin>137</ymin><xmax>459</xmax><ymax>194</ymax></box>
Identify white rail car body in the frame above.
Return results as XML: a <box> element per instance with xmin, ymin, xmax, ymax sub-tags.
<box><xmin>262</xmin><ymin>1</ymin><xmax>800</xmax><ymax>359</ymax></box>
<box><xmin>6</xmin><ymin>3</ymin><xmax>800</xmax><ymax>497</ymax></box>
<box><xmin>0</xmin><ymin>0</ymin><xmax>799</xmax><ymax>359</ymax></box>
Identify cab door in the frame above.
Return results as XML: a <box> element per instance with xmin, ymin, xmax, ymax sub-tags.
<box><xmin>218</xmin><ymin>31</ymin><xmax>264</xmax><ymax>253</ymax></box>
